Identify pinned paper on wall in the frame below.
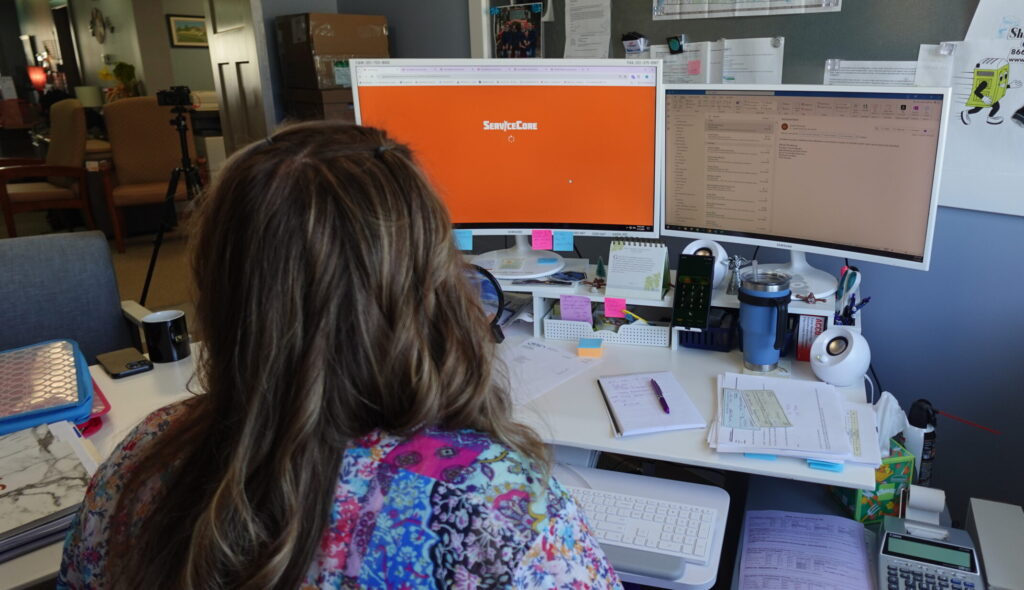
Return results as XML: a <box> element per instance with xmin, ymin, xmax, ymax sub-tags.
<box><xmin>453</xmin><ymin>230</ymin><xmax>473</xmax><ymax>250</ymax></box>
<box><xmin>532</xmin><ymin>229</ymin><xmax>553</xmax><ymax>249</ymax></box>
<box><xmin>939</xmin><ymin>40</ymin><xmax>1024</xmax><ymax>217</ymax></box>
<box><xmin>553</xmin><ymin>231</ymin><xmax>574</xmax><ymax>251</ymax></box>
<box><xmin>688</xmin><ymin>60</ymin><xmax>702</xmax><ymax>75</ymax></box>
<box><xmin>560</xmin><ymin>295</ymin><xmax>594</xmax><ymax>322</ymax></box>
<box><xmin>604</xmin><ymin>297</ymin><xmax>627</xmax><ymax>318</ymax></box>
<box><xmin>653</xmin><ymin>0</ymin><xmax>841</xmax><ymax>20</ymax></box>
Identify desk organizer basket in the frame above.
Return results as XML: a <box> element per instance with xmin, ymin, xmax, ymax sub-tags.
<box><xmin>829</xmin><ymin>438</ymin><xmax>914</xmax><ymax>523</ymax></box>
<box><xmin>676</xmin><ymin>308</ymin><xmax>738</xmax><ymax>352</ymax></box>
<box><xmin>0</xmin><ymin>339</ymin><xmax>94</xmax><ymax>435</ymax></box>
<box><xmin>543</xmin><ymin>308</ymin><xmax>670</xmax><ymax>347</ymax></box>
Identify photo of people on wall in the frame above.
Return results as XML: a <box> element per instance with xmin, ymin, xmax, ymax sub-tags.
<box><xmin>492</xmin><ymin>3</ymin><xmax>543</xmax><ymax>58</ymax></box>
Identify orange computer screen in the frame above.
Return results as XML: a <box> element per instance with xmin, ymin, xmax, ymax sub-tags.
<box><xmin>357</xmin><ymin>85</ymin><xmax>657</xmax><ymax>229</ymax></box>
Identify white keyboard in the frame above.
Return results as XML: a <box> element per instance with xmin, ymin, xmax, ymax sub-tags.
<box><xmin>565</xmin><ymin>485</ymin><xmax>718</xmax><ymax>566</ymax></box>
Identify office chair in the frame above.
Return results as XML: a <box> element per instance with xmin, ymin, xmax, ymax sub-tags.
<box><xmin>101</xmin><ymin>97</ymin><xmax>198</xmax><ymax>253</ymax></box>
<box><xmin>0</xmin><ymin>98</ymin><xmax>94</xmax><ymax>238</ymax></box>
<box><xmin>0</xmin><ymin>231</ymin><xmax>150</xmax><ymax>363</ymax></box>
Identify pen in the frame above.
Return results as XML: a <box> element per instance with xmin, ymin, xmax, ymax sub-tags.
<box><xmin>650</xmin><ymin>378</ymin><xmax>670</xmax><ymax>414</ymax></box>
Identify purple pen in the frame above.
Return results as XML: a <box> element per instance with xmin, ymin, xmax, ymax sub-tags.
<box><xmin>650</xmin><ymin>379</ymin><xmax>671</xmax><ymax>414</ymax></box>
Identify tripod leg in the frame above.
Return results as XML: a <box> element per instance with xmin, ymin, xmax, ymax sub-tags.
<box><xmin>140</xmin><ymin>168</ymin><xmax>182</xmax><ymax>306</ymax></box>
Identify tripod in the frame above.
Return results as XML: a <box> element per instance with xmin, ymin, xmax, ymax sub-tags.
<box><xmin>139</xmin><ymin>105</ymin><xmax>203</xmax><ymax>306</ymax></box>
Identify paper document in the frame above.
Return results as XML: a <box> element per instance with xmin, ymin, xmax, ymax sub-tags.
<box><xmin>564</xmin><ymin>0</ymin><xmax>610</xmax><ymax>58</ymax></box>
<box><xmin>713</xmin><ymin>373</ymin><xmax>852</xmax><ymax>458</ymax></box>
<box><xmin>739</xmin><ymin>510</ymin><xmax>872</xmax><ymax>590</ymax></box>
<box><xmin>721</xmin><ymin>37</ymin><xmax>784</xmax><ymax>84</ymax></box>
<box><xmin>966</xmin><ymin>0</ymin><xmax>1024</xmax><ymax>40</ymax></box>
<box><xmin>824</xmin><ymin>59</ymin><xmax>917</xmax><ymax>86</ymax></box>
<box><xmin>939</xmin><ymin>40</ymin><xmax>1024</xmax><ymax>217</ymax></box>
<box><xmin>843</xmin><ymin>401</ymin><xmax>882</xmax><ymax>467</ymax></box>
<box><xmin>915</xmin><ymin>44</ymin><xmax>955</xmax><ymax>86</ymax></box>
<box><xmin>500</xmin><ymin>338</ymin><xmax>599</xmax><ymax>405</ymax></box>
<box><xmin>597</xmin><ymin>371</ymin><xmax>705</xmax><ymax>437</ymax></box>
<box><xmin>653</xmin><ymin>0</ymin><xmax>841</xmax><ymax>20</ymax></box>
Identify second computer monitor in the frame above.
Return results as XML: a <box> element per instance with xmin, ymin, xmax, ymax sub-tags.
<box><xmin>661</xmin><ymin>85</ymin><xmax>950</xmax><ymax>296</ymax></box>
<box><xmin>352</xmin><ymin>59</ymin><xmax>664</xmax><ymax>278</ymax></box>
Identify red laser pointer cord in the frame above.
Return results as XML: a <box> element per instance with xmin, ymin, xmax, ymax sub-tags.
<box><xmin>935</xmin><ymin>410</ymin><xmax>1001</xmax><ymax>435</ymax></box>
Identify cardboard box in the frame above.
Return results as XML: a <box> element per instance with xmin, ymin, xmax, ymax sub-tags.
<box><xmin>275</xmin><ymin>13</ymin><xmax>389</xmax><ymax>90</ymax></box>
<box><xmin>830</xmin><ymin>439</ymin><xmax>915</xmax><ymax>523</ymax></box>
<box><xmin>283</xmin><ymin>88</ymin><xmax>355</xmax><ymax>122</ymax></box>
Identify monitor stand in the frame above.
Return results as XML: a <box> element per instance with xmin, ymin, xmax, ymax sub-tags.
<box><xmin>760</xmin><ymin>251</ymin><xmax>838</xmax><ymax>299</ymax></box>
<box><xmin>471</xmin><ymin>235</ymin><xmax>565</xmax><ymax>280</ymax></box>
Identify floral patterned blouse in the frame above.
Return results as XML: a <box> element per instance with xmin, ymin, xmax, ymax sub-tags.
<box><xmin>58</xmin><ymin>401</ymin><xmax>623</xmax><ymax>589</ymax></box>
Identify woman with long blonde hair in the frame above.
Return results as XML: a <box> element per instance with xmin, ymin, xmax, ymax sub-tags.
<box><xmin>58</xmin><ymin>122</ymin><xmax>621</xmax><ymax>589</ymax></box>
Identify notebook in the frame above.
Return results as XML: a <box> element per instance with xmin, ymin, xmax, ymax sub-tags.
<box><xmin>597</xmin><ymin>371</ymin><xmax>706</xmax><ymax>437</ymax></box>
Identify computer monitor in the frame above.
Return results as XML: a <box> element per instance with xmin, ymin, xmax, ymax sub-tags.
<box><xmin>661</xmin><ymin>85</ymin><xmax>950</xmax><ymax>297</ymax></box>
<box><xmin>351</xmin><ymin>59</ymin><xmax>664</xmax><ymax>278</ymax></box>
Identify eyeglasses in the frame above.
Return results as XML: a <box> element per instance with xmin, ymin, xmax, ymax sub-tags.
<box><xmin>465</xmin><ymin>264</ymin><xmax>506</xmax><ymax>343</ymax></box>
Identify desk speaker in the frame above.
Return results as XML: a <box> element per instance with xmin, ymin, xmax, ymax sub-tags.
<box><xmin>810</xmin><ymin>326</ymin><xmax>870</xmax><ymax>387</ymax></box>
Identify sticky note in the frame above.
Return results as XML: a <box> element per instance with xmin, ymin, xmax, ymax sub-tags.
<box><xmin>578</xmin><ymin>338</ymin><xmax>603</xmax><ymax>358</ymax></box>
<box><xmin>604</xmin><ymin>297</ymin><xmax>627</xmax><ymax>318</ymax></box>
<box><xmin>532</xmin><ymin>229</ymin><xmax>553</xmax><ymax>250</ymax></box>
<box><xmin>453</xmin><ymin>230</ymin><xmax>473</xmax><ymax>251</ymax></box>
<box><xmin>560</xmin><ymin>295</ymin><xmax>593</xmax><ymax>323</ymax></box>
<box><xmin>688</xmin><ymin>60</ymin><xmax>702</xmax><ymax>75</ymax></box>
<box><xmin>537</xmin><ymin>257</ymin><xmax>558</xmax><ymax>264</ymax></box>
<box><xmin>553</xmin><ymin>231</ymin><xmax>574</xmax><ymax>251</ymax></box>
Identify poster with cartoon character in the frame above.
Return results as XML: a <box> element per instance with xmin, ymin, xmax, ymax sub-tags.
<box><xmin>940</xmin><ymin>40</ymin><xmax>1024</xmax><ymax>216</ymax></box>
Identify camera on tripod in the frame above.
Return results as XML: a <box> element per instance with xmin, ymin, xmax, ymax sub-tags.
<box><xmin>156</xmin><ymin>86</ymin><xmax>193</xmax><ymax>108</ymax></box>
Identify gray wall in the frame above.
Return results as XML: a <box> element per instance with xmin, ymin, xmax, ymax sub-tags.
<box><xmin>336</xmin><ymin>0</ymin><xmax>470</xmax><ymax>58</ymax></box>
<box><xmin>497</xmin><ymin>0</ymin><xmax>1016</xmax><ymax>522</ymax></box>
<box><xmin>162</xmin><ymin>0</ymin><xmax>215</xmax><ymax>91</ymax></box>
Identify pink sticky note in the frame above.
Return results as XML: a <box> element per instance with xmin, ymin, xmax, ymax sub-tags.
<box><xmin>604</xmin><ymin>297</ymin><xmax>627</xmax><ymax>319</ymax></box>
<box><xmin>688</xmin><ymin>60</ymin><xmax>702</xmax><ymax>75</ymax></box>
<box><xmin>559</xmin><ymin>295</ymin><xmax>593</xmax><ymax>323</ymax></box>
<box><xmin>532</xmin><ymin>229</ymin><xmax>553</xmax><ymax>250</ymax></box>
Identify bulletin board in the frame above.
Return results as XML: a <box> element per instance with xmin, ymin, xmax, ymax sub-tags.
<box><xmin>488</xmin><ymin>0</ymin><xmax>979</xmax><ymax>84</ymax></box>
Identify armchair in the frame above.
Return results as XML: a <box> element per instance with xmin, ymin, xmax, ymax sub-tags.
<box><xmin>102</xmin><ymin>97</ymin><xmax>197</xmax><ymax>253</ymax></box>
<box><xmin>0</xmin><ymin>98</ymin><xmax>94</xmax><ymax>238</ymax></box>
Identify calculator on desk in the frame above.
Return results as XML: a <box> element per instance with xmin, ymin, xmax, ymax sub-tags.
<box><xmin>877</xmin><ymin>516</ymin><xmax>985</xmax><ymax>590</ymax></box>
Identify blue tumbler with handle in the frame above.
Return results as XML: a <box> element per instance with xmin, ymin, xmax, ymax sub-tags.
<box><xmin>738</xmin><ymin>271</ymin><xmax>791</xmax><ymax>371</ymax></box>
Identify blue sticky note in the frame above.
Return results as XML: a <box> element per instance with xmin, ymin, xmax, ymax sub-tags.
<box><xmin>537</xmin><ymin>257</ymin><xmax>558</xmax><ymax>264</ymax></box>
<box><xmin>489</xmin><ymin>7</ymin><xmax>500</xmax><ymax>14</ymax></box>
<box><xmin>453</xmin><ymin>230</ymin><xmax>473</xmax><ymax>251</ymax></box>
<box><xmin>553</xmin><ymin>231</ymin><xmax>574</xmax><ymax>251</ymax></box>
<box><xmin>578</xmin><ymin>338</ymin><xmax>603</xmax><ymax>349</ymax></box>
<box><xmin>806</xmin><ymin>459</ymin><xmax>844</xmax><ymax>472</ymax></box>
<box><xmin>744</xmin><ymin>453</ymin><xmax>777</xmax><ymax>461</ymax></box>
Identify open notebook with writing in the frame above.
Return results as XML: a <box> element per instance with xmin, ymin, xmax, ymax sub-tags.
<box><xmin>597</xmin><ymin>371</ymin><xmax>706</xmax><ymax>437</ymax></box>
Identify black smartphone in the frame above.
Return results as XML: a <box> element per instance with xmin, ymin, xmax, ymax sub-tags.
<box><xmin>96</xmin><ymin>348</ymin><xmax>153</xmax><ymax>379</ymax></box>
<box><xmin>671</xmin><ymin>253</ymin><xmax>715</xmax><ymax>331</ymax></box>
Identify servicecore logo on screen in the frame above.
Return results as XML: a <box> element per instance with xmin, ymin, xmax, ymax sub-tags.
<box><xmin>482</xmin><ymin>120</ymin><xmax>539</xmax><ymax>131</ymax></box>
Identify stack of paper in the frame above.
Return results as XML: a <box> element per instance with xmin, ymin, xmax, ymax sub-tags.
<box><xmin>708</xmin><ymin>373</ymin><xmax>881</xmax><ymax>467</ymax></box>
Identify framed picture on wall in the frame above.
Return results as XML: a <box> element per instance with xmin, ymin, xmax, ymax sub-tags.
<box><xmin>166</xmin><ymin>15</ymin><xmax>208</xmax><ymax>48</ymax></box>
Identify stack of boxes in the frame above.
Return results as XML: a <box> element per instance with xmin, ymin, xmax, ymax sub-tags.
<box><xmin>275</xmin><ymin>13</ymin><xmax>389</xmax><ymax>122</ymax></box>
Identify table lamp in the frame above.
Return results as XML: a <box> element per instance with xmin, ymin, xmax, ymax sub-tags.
<box><xmin>74</xmin><ymin>86</ymin><xmax>103</xmax><ymax>108</ymax></box>
<box><xmin>27</xmin><ymin>66</ymin><xmax>47</xmax><ymax>92</ymax></box>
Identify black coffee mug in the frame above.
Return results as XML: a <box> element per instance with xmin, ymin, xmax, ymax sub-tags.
<box><xmin>142</xmin><ymin>310</ymin><xmax>190</xmax><ymax>363</ymax></box>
